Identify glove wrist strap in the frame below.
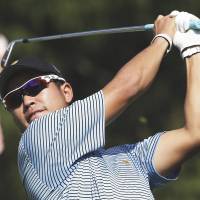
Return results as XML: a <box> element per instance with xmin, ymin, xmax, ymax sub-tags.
<box><xmin>151</xmin><ymin>33</ymin><xmax>173</xmax><ymax>54</ymax></box>
<box><xmin>182</xmin><ymin>46</ymin><xmax>200</xmax><ymax>58</ymax></box>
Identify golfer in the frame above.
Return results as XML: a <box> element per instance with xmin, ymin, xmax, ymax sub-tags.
<box><xmin>0</xmin><ymin>11</ymin><xmax>200</xmax><ymax>199</ymax></box>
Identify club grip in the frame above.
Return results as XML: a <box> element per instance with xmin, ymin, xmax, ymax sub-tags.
<box><xmin>144</xmin><ymin>24</ymin><xmax>154</xmax><ymax>30</ymax></box>
<box><xmin>189</xmin><ymin>19</ymin><xmax>200</xmax><ymax>30</ymax></box>
<box><xmin>145</xmin><ymin>20</ymin><xmax>200</xmax><ymax>31</ymax></box>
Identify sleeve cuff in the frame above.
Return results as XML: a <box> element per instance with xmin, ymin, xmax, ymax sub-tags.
<box><xmin>148</xmin><ymin>132</ymin><xmax>180</xmax><ymax>188</ymax></box>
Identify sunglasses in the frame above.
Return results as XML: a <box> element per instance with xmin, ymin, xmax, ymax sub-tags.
<box><xmin>2</xmin><ymin>74</ymin><xmax>66</xmax><ymax>110</ymax></box>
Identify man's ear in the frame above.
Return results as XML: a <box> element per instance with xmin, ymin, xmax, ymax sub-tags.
<box><xmin>61</xmin><ymin>82</ymin><xmax>74</xmax><ymax>104</ymax></box>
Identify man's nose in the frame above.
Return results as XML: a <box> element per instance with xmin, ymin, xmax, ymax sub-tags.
<box><xmin>22</xmin><ymin>94</ymin><xmax>36</xmax><ymax>110</ymax></box>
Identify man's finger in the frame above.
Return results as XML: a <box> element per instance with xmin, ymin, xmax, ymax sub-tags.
<box><xmin>169</xmin><ymin>10</ymin><xmax>180</xmax><ymax>17</ymax></box>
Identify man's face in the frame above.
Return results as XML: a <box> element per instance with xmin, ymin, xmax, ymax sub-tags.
<box><xmin>6</xmin><ymin>71</ymin><xmax>73</xmax><ymax>130</ymax></box>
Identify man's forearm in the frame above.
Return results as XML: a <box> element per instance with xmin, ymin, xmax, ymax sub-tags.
<box><xmin>108</xmin><ymin>37</ymin><xmax>168</xmax><ymax>98</ymax></box>
<box><xmin>123</xmin><ymin>37</ymin><xmax>168</xmax><ymax>93</ymax></box>
<box><xmin>103</xmin><ymin>15</ymin><xmax>175</xmax><ymax>123</ymax></box>
<box><xmin>103</xmin><ymin>37</ymin><xmax>169</xmax><ymax>123</ymax></box>
<box><xmin>184</xmin><ymin>53</ymin><xmax>200</xmax><ymax>135</ymax></box>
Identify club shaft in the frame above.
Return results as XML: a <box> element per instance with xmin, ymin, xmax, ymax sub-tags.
<box><xmin>21</xmin><ymin>24</ymin><xmax>154</xmax><ymax>43</ymax></box>
<box><xmin>1</xmin><ymin>24</ymin><xmax>154</xmax><ymax>67</ymax></box>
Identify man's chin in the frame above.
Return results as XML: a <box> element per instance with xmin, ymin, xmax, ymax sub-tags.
<box><xmin>29</xmin><ymin>110</ymin><xmax>48</xmax><ymax>123</ymax></box>
<box><xmin>13</xmin><ymin>110</ymin><xmax>49</xmax><ymax>132</ymax></box>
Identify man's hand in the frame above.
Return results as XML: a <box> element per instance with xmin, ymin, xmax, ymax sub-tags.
<box><xmin>171</xmin><ymin>11</ymin><xmax>200</xmax><ymax>58</ymax></box>
<box><xmin>151</xmin><ymin>14</ymin><xmax>176</xmax><ymax>54</ymax></box>
<box><xmin>0</xmin><ymin>122</ymin><xmax>5</xmax><ymax>155</ymax></box>
<box><xmin>171</xmin><ymin>11</ymin><xmax>199</xmax><ymax>33</ymax></box>
<box><xmin>154</xmin><ymin>14</ymin><xmax>176</xmax><ymax>38</ymax></box>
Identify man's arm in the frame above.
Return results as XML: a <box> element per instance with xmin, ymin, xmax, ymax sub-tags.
<box><xmin>153</xmin><ymin>54</ymin><xmax>200</xmax><ymax>176</ymax></box>
<box><xmin>102</xmin><ymin>15</ymin><xmax>175</xmax><ymax>124</ymax></box>
<box><xmin>153</xmin><ymin>11</ymin><xmax>200</xmax><ymax>175</ymax></box>
<box><xmin>152</xmin><ymin>12</ymin><xmax>200</xmax><ymax>176</ymax></box>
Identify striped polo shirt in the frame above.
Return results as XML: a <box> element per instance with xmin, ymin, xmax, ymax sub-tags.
<box><xmin>18</xmin><ymin>91</ymin><xmax>177</xmax><ymax>200</ymax></box>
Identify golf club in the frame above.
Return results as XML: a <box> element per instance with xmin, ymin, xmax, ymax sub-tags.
<box><xmin>1</xmin><ymin>24</ymin><xmax>154</xmax><ymax>68</ymax></box>
<box><xmin>1</xmin><ymin>19</ymin><xmax>200</xmax><ymax>68</ymax></box>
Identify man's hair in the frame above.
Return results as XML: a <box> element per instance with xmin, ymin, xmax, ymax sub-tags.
<box><xmin>54</xmin><ymin>79</ymin><xmax>66</xmax><ymax>87</ymax></box>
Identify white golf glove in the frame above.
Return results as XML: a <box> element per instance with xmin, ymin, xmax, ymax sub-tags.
<box><xmin>170</xmin><ymin>11</ymin><xmax>200</xmax><ymax>58</ymax></box>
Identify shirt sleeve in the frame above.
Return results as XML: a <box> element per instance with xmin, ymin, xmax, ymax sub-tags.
<box><xmin>66</xmin><ymin>90</ymin><xmax>106</xmax><ymax>160</ymax></box>
<box><xmin>125</xmin><ymin>132</ymin><xmax>179</xmax><ymax>188</ymax></box>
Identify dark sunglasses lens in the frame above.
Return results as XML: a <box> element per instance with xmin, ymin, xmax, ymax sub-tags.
<box><xmin>4</xmin><ymin>79</ymin><xmax>47</xmax><ymax>109</ymax></box>
<box><xmin>4</xmin><ymin>91</ymin><xmax>22</xmax><ymax>109</ymax></box>
<box><xmin>23</xmin><ymin>79</ymin><xmax>46</xmax><ymax>96</ymax></box>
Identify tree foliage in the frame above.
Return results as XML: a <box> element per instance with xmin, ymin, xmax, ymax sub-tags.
<box><xmin>0</xmin><ymin>0</ymin><xmax>200</xmax><ymax>199</ymax></box>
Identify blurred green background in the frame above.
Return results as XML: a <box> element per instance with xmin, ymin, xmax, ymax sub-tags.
<box><xmin>0</xmin><ymin>0</ymin><xmax>200</xmax><ymax>199</ymax></box>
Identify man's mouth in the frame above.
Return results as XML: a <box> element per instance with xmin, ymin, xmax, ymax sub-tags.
<box><xmin>27</xmin><ymin>109</ymin><xmax>47</xmax><ymax>123</ymax></box>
